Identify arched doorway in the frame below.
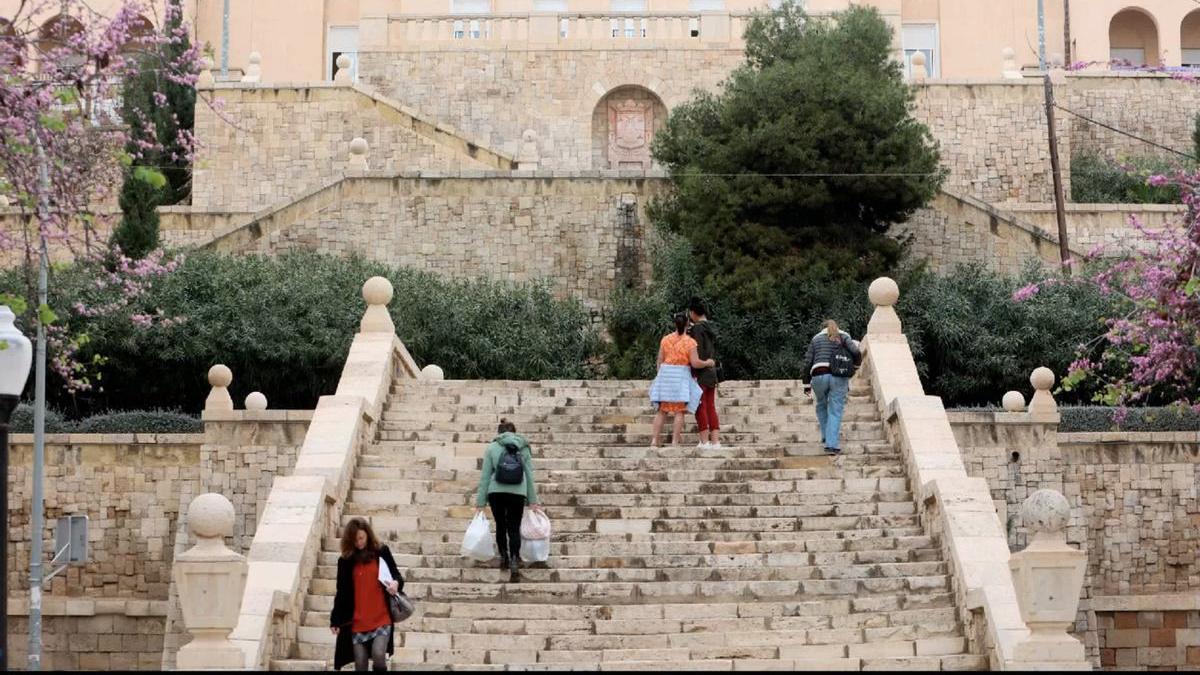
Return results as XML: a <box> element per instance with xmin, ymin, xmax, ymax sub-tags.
<box><xmin>1108</xmin><ymin>8</ymin><xmax>1159</xmax><ymax>67</ymax></box>
<box><xmin>0</xmin><ymin>18</ymin><xmax>25</xmax><ymax>69</ymax></box>
<box><xmin>591</xmin><ymin>85</ymin><xmax>667</xmax><ymax>170</ymax></box>
<box><xmin>1182</xmin><ymin>10</ymin><xmax>1200</xmax><ymax>68</ymax></box>
<box><xmin>119</xmin><ymin>14</ymin><xmax>156</xmax><ymax>57</ymax></box>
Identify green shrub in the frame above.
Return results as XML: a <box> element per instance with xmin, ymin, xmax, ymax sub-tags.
<box><xmin>1058</xmin><ymin>406</ymin><xmax>1200</xmax><ymax>432</ymax></box>
<box><xmin>1070</xmin><ymin>153</ymin><xmax>1185</xmax><ymax>204</ymax></box>
<box><xmin>3</xmin><ymin>250</ymin><xmax>599</xmax><ymax>415</ymax></box>
<box><xmin>71</xmin><ymin>409</ymin><xmax>202</xmax><ymax>434</ymax></box>
<box><xmin>9</xmin><ymin>404</ymin><xmax>73</xmax><ymax>434</ymax></box>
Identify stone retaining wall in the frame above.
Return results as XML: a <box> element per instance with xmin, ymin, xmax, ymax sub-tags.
<box><xmin>1090</xmin><ymin>595</ymin><xmax>1200</xmax><ymax>670</ymax></box>
<box><xmin>4</xmin><ymin>599</ymin><xmax>167</xmax><ymax>670</ymax></box>
<box><xmin>1003</xmin><ymin>203</ymin><xmax>1187</xmax><ymax>255</ymax></box>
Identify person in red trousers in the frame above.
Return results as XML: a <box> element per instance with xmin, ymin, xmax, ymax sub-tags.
<box><xmin>688</xmin><ymin>297</ymin><xmax>722</xmax><ymax>450</ymax></box>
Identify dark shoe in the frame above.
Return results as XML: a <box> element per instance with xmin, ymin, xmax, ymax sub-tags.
<box><xmin>824</xmin><ymin>447</ymin><xmax>841</xmax><ymax>455</ymax></box>
<box><xmin>499</xmin><ymin>554</ymin><xmax>510</xmax><ymax>570</ymax></box>
<box><xmin>509</xmin><ymin>558</ymin><xmax>520</xmax><ymax>583</ymax></box>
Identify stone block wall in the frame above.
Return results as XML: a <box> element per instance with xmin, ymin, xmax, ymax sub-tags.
<box><xmin>1094</xmin><ymin>603</ymin><xmax>1200</xmax><ymax>671</ymax></box>
<box><xmin>5</xmin><ymin>600</ymin><xmax>167</xmax><ymax>670</ymax></box>
<box><xmin>203</xmin><ymin>173</ymin><xmax>667</xmax><ymax>308</ymax></box>
<box><xmin>1065</xmin><ymin>73</ymin><xmax>1200</xmax><ymax>164</ymax></box>
<box><xmin>5</xmin><ymin>435</ymin><xmax>204</xmax><ymax>599</ymax></box>
<box><xmin>1003</xmin><ymin>203</ymin><xmax>1187</xmax><ymax>255</ymax></box>
<box><xmin>191</xmin><ymin>84</ymin><xmax>505</xmax><ymax>212</ymax></box>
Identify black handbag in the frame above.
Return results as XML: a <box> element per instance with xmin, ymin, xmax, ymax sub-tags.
<box><xmin>387</xmin><ymin>590</ymin><xmax>415</xmax><ymax>623</ymax></box>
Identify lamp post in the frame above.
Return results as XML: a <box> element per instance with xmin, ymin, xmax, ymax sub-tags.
<box><xmin>0</xmin><ymin>305</ymin><xmax>34</xmax><ymax>673</ymax></box>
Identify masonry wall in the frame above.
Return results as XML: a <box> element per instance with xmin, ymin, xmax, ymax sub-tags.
<box><xmin>191</xmin><ymin>84</ymin><xmax>502</xmax><ymax>212</ymax></box>
<box><xmin>204</xmin><ymin>173</ymin><xmax>667</xmax><ymax>309</ymax></box>
<box><xmin>950</xmin><ymin>414</ymin><xmax>1200</xmax><ymax>668</ymax></box>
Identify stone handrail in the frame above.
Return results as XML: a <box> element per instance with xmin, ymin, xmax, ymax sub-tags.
<box><xmin>226</xmin><ymin>278</ymin><xmax>417</xmax><ymax>669</ymax></box>
<box><xmin>860</xmin><ymin>278</ymin><xmax>1088</xmax><ymax>669</ymax></box>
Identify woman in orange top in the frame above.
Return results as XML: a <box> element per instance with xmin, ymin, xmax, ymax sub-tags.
<box><xmin>330</xmin><ymin>518</ymin><xmax>403</xmax><ymax>671</ymax></box>
<box><xmin>649</xmin><ymin>313</ymin><xmax>715</xmax><ymax>447</ymax></box>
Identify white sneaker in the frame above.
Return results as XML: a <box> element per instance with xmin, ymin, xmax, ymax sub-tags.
<box><xmin>697</xmin><ymin>441</ymin><xmax>712</xmax><ymax>450</ymax></box>
<box><xmin>709</xmin><ymin>442</ymin><xmax>723</xmax><ymax>451</ymax></box>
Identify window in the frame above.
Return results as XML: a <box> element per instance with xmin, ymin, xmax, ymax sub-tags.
<box><xmin>533</xmin><ymin>0</ymin><xmax>567</xmax><ymax>8</ymax></box>
<box><xmin>1184</xmin><ymin>49</ymin><xmax>1200</xmax><ymax>68</ymax></box>
<box><xmin>1110</xmin><ymin>47</ymin><xmax>1146</xmax><ymax>67</ymax></box>
<box><xmin>450</xmin><ymin>0</ymin><xmax>490</xmax><ymax>12</ymax></box>
<box><xmin>689</xmin><ymin>0</ymin><xmax>724</xmax><ymax>8</ymax></box>
<box><xmin>902</xmin><ymin>23</ymin><xmax>938</xmax><ymax>78</ymax></box>
<box><xmin>327</xmin><ymin>25</ymin><xmax>359</xmax><ymax>81</ymax></box>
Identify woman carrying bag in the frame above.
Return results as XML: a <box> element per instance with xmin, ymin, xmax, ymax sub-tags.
<box><xmin>330</xmin><ymin>518</ymin><xmax>409</xmax><ymax>671</ymax></box>
<box><xmin>475</xmin><ymin>418</ymin><xmax>542</xmax><ymax>583</ymax></box>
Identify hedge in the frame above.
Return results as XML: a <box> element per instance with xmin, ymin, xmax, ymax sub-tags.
<box><xmin>8</xmin><ymin>404</ymin><xmax>201</xmax><ymax>434</ymax></box>
<box><xmin>1058</xmin><ymin>406</ymin><xmax>1200</xmax><ymax>433</ymax></box>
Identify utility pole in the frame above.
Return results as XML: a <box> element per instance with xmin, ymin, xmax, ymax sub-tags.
<box><xmin>221</xmin><ymin>0</ymin><xmax>230</xmax><ymax>78</ymax></box>
<box><xmin>1036</xmin><ymin>0</ymin><xmax>1047</xmax><ymax>70</ymax></box>
<box><xmin>1043</xmin><ymin>73</ymin><xmax>1072</xmax><ymax>274</ymax></box>
<box><xmin>1063</xmin><ymin>0</ymin><xmax>1071</xmax><ymax>65</ymax></box>
<box><xmin>27</xmin><ymin>136</ymin><xmax>50</xmax><ymax>671</ymax></box>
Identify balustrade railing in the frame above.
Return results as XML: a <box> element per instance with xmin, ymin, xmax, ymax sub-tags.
<box><xmin>384</xmin><ymin>11</ymin><xmax>755</xmax><ymax>48</ymax></box>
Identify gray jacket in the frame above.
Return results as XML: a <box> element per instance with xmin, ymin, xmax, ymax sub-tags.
<box><xmin>801</xmin><ymin>330</ymin><xmax>861</xmax><ymax>384</ymax></box>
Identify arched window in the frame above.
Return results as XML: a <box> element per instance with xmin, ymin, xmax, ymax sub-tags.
<box><xmin>37</xmin><ymin>14</ymin><xmax>86</xmax><ymax>72</ymax></box>
<box><xmin>0</xmin><ymin>18</ymin><xmax>25</xmax><ymax>69</ymax></box>
<box><xmin>1108</xmin><ymin>8</ymin><xmax>1160</xmax><ymax>68</ymax></box>
<box><xmin>119</xmin><ymin>14</ymin><xmax>156</xmax><ymax>56</ymax></box>
<box><xmin>1182</xmin><ymin>10</ymin><xmax>1200</xmax><ymax>68</ymax></box>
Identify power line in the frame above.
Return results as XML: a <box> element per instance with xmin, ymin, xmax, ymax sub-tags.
<box><xmin>1053</xmin><ymin>103</ymin><xmax>1198</xmax><ymax>161</ymax></box>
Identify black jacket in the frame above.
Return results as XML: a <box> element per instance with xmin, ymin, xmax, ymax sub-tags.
<box><xmin>330</xmin><ymin>545</ymin><xmax>403</xmax><ymax>670</ymax></box>
<box><xmin>688</xmin><ymin>320</ymin><xmax>719</xmax><ymax>388</ymax></box>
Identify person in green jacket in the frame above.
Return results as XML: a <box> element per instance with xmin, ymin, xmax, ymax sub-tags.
<box><xmin>474</xmin><ymin>418</ymin><xmax>542</xmax><ymax>582</ymax></box>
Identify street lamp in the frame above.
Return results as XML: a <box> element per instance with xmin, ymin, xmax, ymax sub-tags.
<box><xmin>0</xmin><ymin>305</ymin><xmax>33</xmax><ymax>674</ymax></box>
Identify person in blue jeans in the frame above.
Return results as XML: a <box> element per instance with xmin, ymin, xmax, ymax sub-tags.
<box><xmin>801</xmin><ymin>320</ymin><xmax>862</xmax><ymax>455</ymax></box>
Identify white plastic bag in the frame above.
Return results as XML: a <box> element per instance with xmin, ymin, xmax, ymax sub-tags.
<box><xmin>461</xmin><ymin>513</ymin><xmax>495</xmax><ymax>561</ymax></box>
<box><xmin>520</xmin><ymin>537</ymin><xmax>550</xmax><ymax>563</ymax></box>
<box><xmin>520</xmin><ymin>509</ymin><xmax>552</xmax><ymax>540</ymax></box>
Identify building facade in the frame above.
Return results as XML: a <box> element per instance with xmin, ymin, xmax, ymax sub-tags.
<box><xmin>4</xmin><ymin>1</ymin><xmax>1200</xmax><ymax>83</ymax></box>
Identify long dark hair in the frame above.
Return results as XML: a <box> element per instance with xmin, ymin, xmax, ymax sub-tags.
<box><xmin>672</xmin><ymin>312</ymin><xmax>688</xmax><ymax>335</ymax></box>
<box><xmin>340</xmin><ymin>517</ymin><xmax>381</xmax><ymax>561</ymax></box>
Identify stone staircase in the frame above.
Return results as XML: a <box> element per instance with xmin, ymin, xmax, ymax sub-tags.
<box><xmin>269</xmin><ymin>378</ymin><xmax>986</xmax><ymax>671</ymax></box>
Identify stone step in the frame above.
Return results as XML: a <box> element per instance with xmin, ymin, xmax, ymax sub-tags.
<box><xmin>378</xmin><ymin>654</ymin><xmax>986</xmax><ymax>672</ymax></box>
<box><xmin>380</xmin><ymin>410</ymin><xmax>880</xmax><ymax>424</ymax></box>
<box><xmin>376</xmin><ymin>430</ymin><xmax>885</xmax><ymax>444</ymax></box>
<box><xmin>349</xmin><ymin>470</ymin><xmax>908</xmax><ymax>493</ymax></box>
<box><xmin>356</xmin><ymin>455</ymin><xmax>895</xmax><ymax>472</ymax></box>
<box><xmin>268</xmin><ymin>658</ymin><xmax>327</xmax><ymax>671</ymax></box>
<box><xmin>321</xmin><ymin>529</ymin><xmax>932</xmax><ymax>554</ymax></box>
<box><xmin>341</xmin><ymin>501</ymin><xmax>919</xmax><ymax>522</ymax></box>
<box><xmin>366</xmin><ymin>441</ymin><xmax>894</xmax><ymax>458</ymax></box>
<box><xmin>313</xmin><ymin>545</ymin><xmax>941</xmax><ymax>571</ymax></box>
<box><xmin>305</xmin><ymin>576</ymin><xmax>953</xmax><ymax>603</ymax></box>
<box><xmin>354</xmin><ymin>490</ymin><xmax>915</xmax><ymax>509</ymax></box>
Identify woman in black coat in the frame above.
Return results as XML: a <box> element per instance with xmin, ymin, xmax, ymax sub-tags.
<box><xmin>329</xmin><ymin>518</ymin><xmax>403</xmax><ymax>671</ymax></box>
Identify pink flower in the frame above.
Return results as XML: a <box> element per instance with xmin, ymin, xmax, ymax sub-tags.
<box><xmin>1012</xmin><ymin>283</ymin><xmax>1040</xmax><ymax>302</ymax></box>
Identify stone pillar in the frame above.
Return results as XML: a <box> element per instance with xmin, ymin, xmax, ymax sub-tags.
<box><xmin>866</xmin><ymin>277</ymin><xmax>902</xmax><ymax>336</ymax></box>
<box><xmin>1002</xmin><ymin>47</ymin><xmax>1022</xmax><ymax>79</ymax></box>
<box><xmin>517</xmin><ymin>130</ymin><xmax>540</xmax><ymax>171</ymax></box>
<box><xmin>1048</xmin><ymin>53</ymin><xmax>1068</xmax><ymax>85</ymax></box>
<box><xmin>244</xmin><ymin>392</ymin><xmax>267</xmax><ymax>411</ymax></box>
<box><xmin>174</xmin><ymin>493</ymin><xmax>248</xmax><ymax>670</ymax></box>
<box><xmin>910</xmin><ymin>51</ymin><xmax>928</xmax><ymax>81</ymax></box>
<box><xmin>360</xmin><ymin>276</ymin><xmax>395</xmax><ymax>334</ymax></box>
<box><xmin>1009</xmin><ymin>489</ymin><xmax>1089</xmax><ymax>667</ymax></box>
<box><xmin>197</xmin><ymin>56</ymin><xmax>216</xmax><ymax>87</ymax></box>
<box><xmin>1028</xmin><ymin>367</ymin><xmax>1058</xmax><ymax>423</ymax></box>
<box><xmin>348</xmin><ymin>138</ymin><xmax>369</xmax><ymax>172</ymax></box>
<box><xmin>421</xmin><ymin>364</ymin><xmax>445</xmax><ymax>381</ymax></box>
<box><xmin>205</xmin><ymin>365</ymin><xmax>234</xmax><ymax>411</ymax></box>
<box><xmin>334</xmin><ymin>53</ymin><xmax>354</xmax><ymax>84</ymax></box>
<box><xmin>240</xmin><ymin>52</ymin><xmax>262</xmax><ymax>83</ymax></box>
<box><xmin>1002</xmin><ymin>390</ymin><xmax>1026</xmax><ymax>413</ymax></box>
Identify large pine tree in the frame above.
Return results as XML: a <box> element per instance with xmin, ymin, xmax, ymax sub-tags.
<box><xmin>650</xmin><ymin>0</ymin><xmax>945</xmax><ymax>310</ymax></box>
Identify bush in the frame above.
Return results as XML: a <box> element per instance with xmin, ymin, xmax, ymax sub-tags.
<box><xmin>3</xmin><ymin>250</ymin><xmax>599</xmax><ymax>415</ymax></box>
<box><xmin>1070</xmin><ymin>153</ymin><xmax>1185</xmax><ymax>204</ymax></box>
<box><xmin>72</xmin><ymin>409</ymin><xmax>202</xmax><ymax>434</ymax></box>
<box><xmin>7</xmin><ymin>404</ymin><xmax>200</xmax><ymax>433</ymax></box>
<box><xmin>9</xmin><ymin>404</ymin><xmax>73</xmax><ymax>433</ymax></box>
<box><xmin>1058</xmin><ymin>406</ymin><xmax>1200</xmax><ymax>432</ymax></box>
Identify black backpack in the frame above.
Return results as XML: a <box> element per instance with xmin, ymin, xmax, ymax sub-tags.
<box><xmin>829</xmin><ymin>340</ymin><xmax>861</xmax><ymax>378</ymax></box>
<box><xmin>495</xmin><ymin>442</ymin><xmax>525</xmax><ymax>485</ymax></box>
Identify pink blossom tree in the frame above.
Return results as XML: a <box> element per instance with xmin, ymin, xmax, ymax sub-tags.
<box><xmin>0</xmin><ymin>0</ymin><xmax>207</xmax><ymax>393</ymax></box>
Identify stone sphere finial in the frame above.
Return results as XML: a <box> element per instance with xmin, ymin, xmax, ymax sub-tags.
<box><xmin>248</xmin><ymin>51</ymin><xmax>262</xmax><ymax>66</ymax></box>
<box><xmin>1002</xmin><ymin>390</ymin><xmax>1026</xmax><ymax>413</ymax></box>
<box><xmin>208</xmin><ymin>364</ymin><xmax>232</xmax><ymax>388</ymax></box>
<box><xmin>198</xmin><ymin>56</ymin><xmax>215</xmax><ymax>87</ymax></box>
<box><xmin>244</xmin><ymin>392</ymin><xmax>268</xmax><ymax>411</ymax></box>
<box><xmin>1030</xmin><ymin>366</ymin><xmax>1055</xmax><ymax>391</ymax></box>
<box><xmin>362</xmin><ymin>276</ymin><xmax>393</xmax><ymax>306</ymax></box>
<box><xmin>1050</xmin><ymin>52</ymin><xmax>1064</xmax><ymax>68</ymax></box>
<box><xmin>868</xmin><ymin>278</ymin><xmax>900</xmax><ymax>308</ymax></box>
<box><xmin>421</xmin><ymin>364</ymin><xmax>445</xmax><ymax>381</ymax></box>
<box><xmin>334</xmin><ymin>54</ymin><xmax>353</xmax><ymax>83</ymax></box>
<box><xmin>187</xmin><ymin>493</ymin><xmax>236</xmax><ymax>540</ymax></box>
<box><xmin>1002</xmin><ymin>47</ymin><xmax>1015</xmax><ymax>60</ymax></box>
<box><xmin>241</xmin><ymin>51</ymin><xmax>263</xmax><ymax>83</ymax></box>
<box><xmin>360</xmin><ymin>277</ymin><xmax>396</xmax><ymax>334</ymax></box>
<box><xmin>1021</xmin><ymin>489</ymin><xmax>1070</xmax><ymax>536</ymax></box>
<box><xmin>910</xmin><ymin>51</ymin><xmax>928</xmax><ymax>80</ymax></box>
<box><xmin>348</xmin><ymin>137</ymin><xmax>369</xmax><ymax>171</ymax></box>
<box><xmin>336</xmin><ymin>54</ymin><xmax>352</xmax><ymax>70</ymax></box>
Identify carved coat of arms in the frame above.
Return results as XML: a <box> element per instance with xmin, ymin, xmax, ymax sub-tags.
<box><xmin>608</xmin><ymin>98</ymin><xmax>654</xmax><ymax>169</ymax></box>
